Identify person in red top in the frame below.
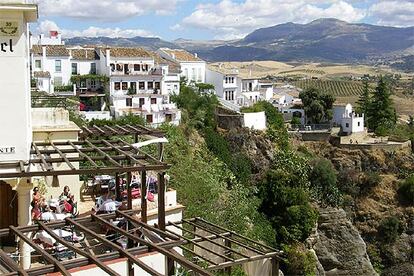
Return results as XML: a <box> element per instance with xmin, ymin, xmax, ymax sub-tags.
<box><xmin>31</xmin><ymin>187</ymin><xmax>45</xmax><ymax>220</ymax></box>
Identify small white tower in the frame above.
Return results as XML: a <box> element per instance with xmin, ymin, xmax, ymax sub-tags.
<box><xmin>0</xmin><ymin>0</ymin><xmax>38</xmax><ymax>162</ymax></box>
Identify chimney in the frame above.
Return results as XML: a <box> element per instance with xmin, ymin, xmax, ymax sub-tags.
<box><xmin>171</xmin><ymin>53</ymin><xmax>175</xmax><ymax>59</ymax></box>
<box><xmin>106</xmin><ymin>48</ymin><xmax>111</xmax><ymax>66</ymax></box>
<box><xmin>194</xmin><ymin>53</ymin><xmax>198</xmax><ymax>58</ymax></box>
<box><xmin>69</xmin><ymin>49</ymin><xmax>72</xmax><ymax>59</ymax></box>
<box><xmin>42</xmin><ymin>46</ymin><xmax>46</xmax><ymax>58</ymax></box>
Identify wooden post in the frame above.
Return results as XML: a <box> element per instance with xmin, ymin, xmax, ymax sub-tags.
<box><xmin>225</xmin><ymin>235</ymin><xmax>232</xmax><ymax>275</ymax></box>
<box><xmin>128</xmin><ymin>261</ymin><xmax>134</xmax><ymax>276</ymax></box>
<box><xmin>166</xmin><ymin>257</ymin><xmax>175</xmax><ymax>276</ymax></box>
<box><xmin>126</xmin><ymin>171</ymin><xmax>132</xmax><ymax>210</ymax></box>
<box><xmin>158</xmin><ymin>172</ymin><xmax>166</xmax><ymax>231</ymax></box>
<box><xmin>271</xmin><ymin>257</ymin><xmax>279</xmax><ymax>276</ymax></box>
<box><xmin>158</xmin><ymin>143</ymin><xmax>164</xmax><ymax>161</ymax></box>
<box><xmin>134</xmin><ymin>133</ymin><xmax>138</xmax><ymax>143</ymax></box>
<box><xmin>115</xmin><ymin>173</ymin><xmax>121</xmax><ymax>202</ymax></box>
<box><xmin>141</xmin><ymin>170</ymin><xmax>147</xmax><ymax>223</ymax></box>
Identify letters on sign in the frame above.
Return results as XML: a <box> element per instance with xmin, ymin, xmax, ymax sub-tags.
<box><xmin>0</xmin><ymin>39</ymin><xmax>13</xmax><ymax>53</ymax></box>
<box><xmin>0</xmin><ymin>147</ymin><xmax>16</xmax><ymax>154</ymax></box>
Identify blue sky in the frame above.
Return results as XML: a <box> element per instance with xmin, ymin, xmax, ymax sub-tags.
<box><xmin>33</xmin><ymin>0</ymin><xmax>414</xmax><ymax>41</ymax></box>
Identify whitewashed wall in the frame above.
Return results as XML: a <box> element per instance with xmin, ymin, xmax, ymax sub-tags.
<box><xmin>243</xmin><ymin>111</ymin><xmax>266</xmax><ymax>130</ymax></box>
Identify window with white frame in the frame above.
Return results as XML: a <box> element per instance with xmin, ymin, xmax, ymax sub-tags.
<box><xmin>90</xmin><ymin>63</ymin><xmax>97</xmax><ymax>74</ymax></box>
<box><xmin>225</xmin><ymin>90</ymin><xmax>235</xmax><ymax>101</ymax></box>
<box><xmin>71</xmin><ymin>63</ymin><xmax>78</xmax><ymax>75</ymax></box>
<box><xmin>35</xmin><ymin>60</ymin><xmax>41</xmax><ymax>69</ymax></box>
<box><xmin>55</xmin><ymin>60</ymin><xmax>61</xmax><ymax>72</ymax></box>
<box><xmin>54</xmin><ymin>77</ymin><xmax>62</xmax><ymax>86</ymax></box>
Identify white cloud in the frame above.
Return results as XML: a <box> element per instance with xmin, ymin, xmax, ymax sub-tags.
<box><xmin>34</xmin><ymin>0</ymin><xmax>179</xmax><ymax>22</ymax></box>
<box><xmin>369</xmin><ymin>1</ymin><xmax>414</xmax><ymax>27</ymax></box>
<box><xmin>181</xmin><ymin>0</ymin><xmax>367</xmax><ymax>39</ymax></box>
<box><xmin>36</xmin><ymin>20</ymin><xmax>154</xmax><ymax>38</ymax></box>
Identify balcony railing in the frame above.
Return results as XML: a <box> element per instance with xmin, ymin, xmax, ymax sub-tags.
<box><xmin>31</xmin><ymin>96</ymin><xmax>68</xmax><ymax>108</ymax></box>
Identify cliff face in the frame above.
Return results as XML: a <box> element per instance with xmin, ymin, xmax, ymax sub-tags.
<box><xmin>223</xmin><ymin>130</ymin><xmax>413</xmax><ymax>275</ymax></box>
<box><xmin>308</xmin><ymin>208</ymin><xmax>378</xmax><ymax>276</ymax></box>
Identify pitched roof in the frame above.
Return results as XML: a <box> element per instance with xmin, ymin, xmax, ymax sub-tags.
<box><xmin>106</xmin><ymin>47</ymin><xmax>152</xmax><ymax>58</ymax></box>
<box><xmin>71</xmin><ymin>49</ymin><xmax>99</xmax><ymax>60</ymax></box>
<box><xmin>31</xmin><ymin>45</ymin><xmax>70</xmax><ymax>57</ymax></box>
<box><xmin>33</xmin><ymin>71</ymin><xmax>51</xmax><ymax>78</ymax></box>
<box><xmin>161</xmin><ymin>48</ymin><xmax>202</xmax><ymax>62</ymax></box>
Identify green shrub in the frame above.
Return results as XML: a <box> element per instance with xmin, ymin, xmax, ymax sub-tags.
<box><xmin>378</xmin><ymin>217</ymin><xmax>403</xmax><ymax>244</ymax></box>
<box><xmin>258</xmin><ymin>151</ymin><xmax>317</xmax><ymax>244</ymax></box>
<box><xmin>291</xmin><ymin>116</ymin><xmax>301</xmax><ymax>126</ymax></box>
<box><xmin>397</xmin><ymin>176</ymin><xmax>414</xmax><ymax>205</ymax></box>
<box><xmin>360</xmin><ymin>172</ymin><xmax>382</xmax><ymax>194</ymax></box>
<box><xmin>309</xmin><ymin>158</ymin><xmax>341</xmax><ymax>206</ymax></box>
<box><xmin>283</xmin><ymin>244</ymin><xmax>316</xmax><ymax>276</ymax></box>
<box><xmin>203</xmin><ymin>128</ymin><xmax>252</xmax><ymax>185</ymax></box>
<box><xmin>367</xmin><ymin>244</ymin><xmax>384</xmax><ymax>273</ymax></box>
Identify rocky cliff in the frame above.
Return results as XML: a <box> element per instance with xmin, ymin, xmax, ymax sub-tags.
<box><xmin>307</xmin><ymin>208</ymin><xmax>378</xmax><ymax>276</ymax></box>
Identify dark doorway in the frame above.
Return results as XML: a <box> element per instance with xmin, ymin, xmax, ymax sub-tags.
<box><xmin>0</xmin><ymin>181</ymin><xmax>18</xmax><ymax>246</ymax></box>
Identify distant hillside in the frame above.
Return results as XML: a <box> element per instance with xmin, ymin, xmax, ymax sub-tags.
<box><xmin>64</xmin><ymin>36</ymin><xmax>177</xmax><ymax>50</ymax></box>
<box><xmin>186</xmin><ymin>19</ymin><xmax>414</xmax><ymax>64</ymax></box>
<box><xmin>63</xmin><ymin>18</ymin><xmax>414</xmax><ymax>66</ymax></box>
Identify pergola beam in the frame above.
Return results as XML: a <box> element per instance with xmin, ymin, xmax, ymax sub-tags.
<box><xmin>182</xmin><ymin>219</ymin><xmax>266</xmax><ymax>256</ymax></box>
<box><xmin>167</xmin><ymin>221</ymin><xmax>250</xmax><ymax>259</ymax></box>
<box><xmin>10</xmin><ymin>226</ymin><xmax>71</xmax><ymax>276</ymax></box>
<box><xmin>37</xmin><ymin>221</ymin><xmax>120</xmax><ymax>276</ymax></box>
<box><xmin>91</xmin><ymin>214</ymin><xmax>212</xmax><ymax>276</ymax></box>
<box><xmin>0</xmin><ymin>249</ymin><xmax>28</xmax><ymax>276</ymax></box>
<box><xmin>66</xmin><ymin>218</ymin><xmax>163</xmax><ymax>276</ymax></box>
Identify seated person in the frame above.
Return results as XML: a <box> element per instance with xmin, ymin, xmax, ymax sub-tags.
<box><xmin>97</xmin><ymin>194</ymin><xmax>122</xmax><ymax>214</ymax></box>
<box><xmin>59</xmin><ymin>186</ymin><xmax>76</xmax><ymax>214</ymax></box>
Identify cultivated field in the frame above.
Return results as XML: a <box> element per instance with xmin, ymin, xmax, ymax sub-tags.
<box><xmin>209</xmin><ymin>61</ymin><xmax>407</xmax><ymax>79</ymax></box>
<box><xmin>294</xmin><ymin>79</ymin><xmax>374</xmax><ymax>97</ymax></box>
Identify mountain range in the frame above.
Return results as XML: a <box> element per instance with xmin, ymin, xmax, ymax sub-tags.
<box><xmin>65</xmin><ymin>18</ymin><xmax>414</xmax><ymax>65</ymax></box>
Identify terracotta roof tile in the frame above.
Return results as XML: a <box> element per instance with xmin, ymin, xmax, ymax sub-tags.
<box><xmin>31</xmin><ymin>45</ymin><xmax>70</xmax><ymax>57</ymax></box>
<box><xmin>107</xmin><ymin>47</ymin><xmax>152</xmax><ymax>58</ymax></box>
<box><xmin>71</xmin><ymin>49</ymin><xmax>99</xmax><ymax>60</ymax></box>
<box><xmin>161</xmin><ymin>48</ymin><xmax>202</xmax><ymax>62</ymax></box>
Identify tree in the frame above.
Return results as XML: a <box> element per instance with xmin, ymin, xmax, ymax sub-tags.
<box><xmin>356</xmin><ymin>78</ymin><xmax>371</xmax><ymax>126</ymax></box>
<box><xmin>258</xmin><ymin>151</ymin><xmax>318</xmax><ymax>244</ymax></box>
<box><xmin>367</xmin><ymin>77</ymin><xmax>396</xmax><ymax>134</ymax></box>
<box><xmin>299</xmin><ymin>87</ymin><xmax>335</xmax><ymax>124</ymax></box>
<box><xmin>378</xmin><ymin>217</ymin><xmax>403</xmax><ymax>244</ymax></box>
<box><xmin>309</xmin><ymin>158</ymin><xmax>341</xmax><ymax>206</ymax></box>
<box><xmin>397</xmin><ymin>175</ymin><xmax>414</xmax><ymax>205</ymax></box>
<box><xmin>171</xmin><ymin>83</ymin><xmax>219</xmax><ymax>129</ymax></box>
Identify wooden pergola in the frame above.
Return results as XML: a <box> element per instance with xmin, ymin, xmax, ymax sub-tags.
<box><xmin>0</xmin><ymin>138</ymin><xmax>169</xmax><ymax>225</ymax></box>
<box><xmin>80</xmin><ymin>124</ymin><xmax>164</xmax><ymax>141</ymax></box>
<box><xmin>0</xmin><ymin>211</ymin><xmax>282</xmax><ymax>276</ymax></box>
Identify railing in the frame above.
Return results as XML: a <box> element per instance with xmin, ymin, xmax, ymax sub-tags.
<box><xmin>289</xmin><ymin>124</ymin><xmax>332</xmax><ymax>132</ymax></box>
<box><xmin>31</xmin><ymin>96</ymin><xmax>68</xmax><ymax>108</ymax></box>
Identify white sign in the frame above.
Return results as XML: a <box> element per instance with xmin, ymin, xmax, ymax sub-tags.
<box><xmin>0</xmin><ymin>147</ymin><xmax>16</xmax><ymax>154</ymax></box>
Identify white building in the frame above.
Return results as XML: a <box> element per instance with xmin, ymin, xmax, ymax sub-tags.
<box><xmin>100</xmin><ymin>47</ymin><xmax>181</xmax><ymax>126</ymax></box>
<box><xmin>31</xmin><ymin>45</ymin><xmax>101</xmax><ymax>94</ymax></box>
<box><xmin>158</xmin><ymin>48</ymin><xmax>206</xmax><ymax>83</ymax></box>
<box><xmin>240</xmin><ymin>78</ymin><xmax>274</xmax><ymax>106</ymax></box>
<box><xmin>206</xmin><ymin>67</ymin><xmax>241</xmax><ymax>105</ymax></box>
<box><xmin>333</xmin><ymin>103</ymin><xmax>353</xmax><ymax>126</ymax></box>
<box><xmin>341</xmin><ymin>113</ymin><xmax>365</xmax><ymax>135</ymax></box>
<box><xmin>334</xmin><ymin>103</ymin><xmax>365</xmax><ymax>135</ymax></box>
<box><xmin>31</xmin><ymin>30</ymin><xmax>64</xmax><ymax>46</ymax></box>
<box><xmin>31</xmin><ymin>45</ymin><xmax>72</xmax><ymax>93</ymax></box>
